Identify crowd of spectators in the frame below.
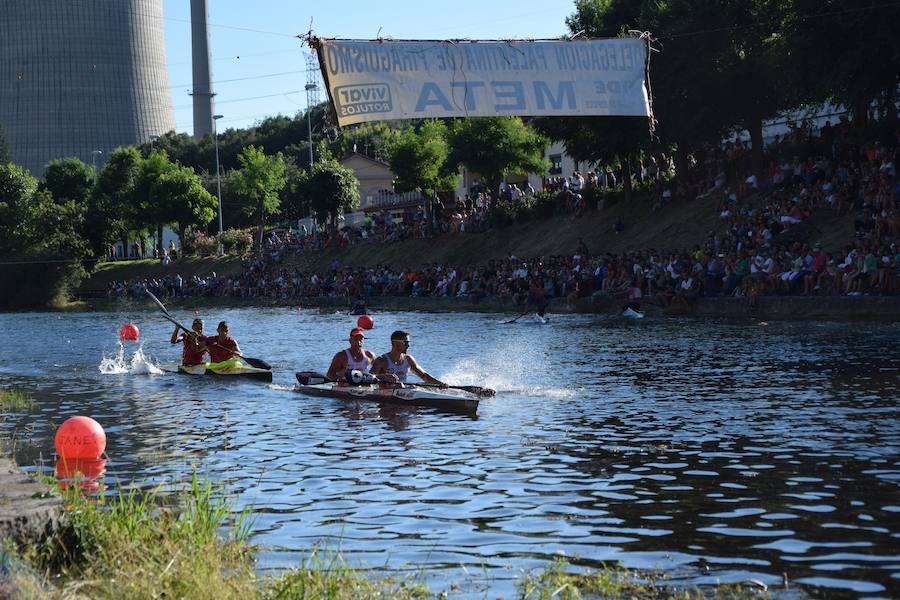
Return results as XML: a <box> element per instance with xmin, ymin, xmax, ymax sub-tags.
<box><xmin>106</xmin><ymin>120</ymin><xmax>898</xmax><ymax>308</ymax></box>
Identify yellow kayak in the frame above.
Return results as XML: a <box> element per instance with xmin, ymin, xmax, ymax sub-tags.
<box><xmin>178</xmin><ymin>361</ymin><xmax>273</xmax><ymax>383</ymax></box>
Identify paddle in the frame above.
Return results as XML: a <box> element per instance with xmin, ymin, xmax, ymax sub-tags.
<box><xmin>146</xmin><ymin>290</ymin><xmax>272</xmax><ymax>371</ymax></box>
<box><xmin>414</xmin><ymin>381</ymin><xmax>496</xmax><ymax>397</ymax></box>
<box><xmin>502</xmin><ymin>308</ymin><xmax>532</xmax><ymax>324</ymax></box>
<box><xmin>295</xmin><ymin>371</ymin><xmax>495</xmax><ymax>397</ymax></box>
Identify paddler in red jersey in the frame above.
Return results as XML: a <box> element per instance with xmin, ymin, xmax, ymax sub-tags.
<box><xmin>528</xmin><ymin>279</ymin><xmax>548</xmax><ymax>318</ymax></box>
<box><xmin>371</xmin><ymin>330</ymin><xmax>447</xmax><ymax>387</ymax></box>
<box><xmin>170</xmin><ymin>318</ymin><xmax>207</xmax><ymax>366</ymax></box>
<box><xmin>200</xmin><ymin>320</ymin><xmax>242</xmax><ymax>368</ymax></box>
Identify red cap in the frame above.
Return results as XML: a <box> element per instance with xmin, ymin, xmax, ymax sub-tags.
<box><xmin>350</xmin><ymin>328</ymin><xmax>365</xmax><ymax>338</ymax></box>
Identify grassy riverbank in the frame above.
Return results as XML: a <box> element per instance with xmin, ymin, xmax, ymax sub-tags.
<box><xmin>4</xmin><ymin>474</ymin><xmax>771</xmax><ymax>599</ymax></box>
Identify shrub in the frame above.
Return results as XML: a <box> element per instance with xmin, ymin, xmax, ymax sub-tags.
<box><xmin>186</xmin><ymin>230</ymin><xmax>218</xmax><ymax>257</ymax></box>
<box><xmin>217</xmin><ymin>229</ymin><xmax>253</xmax><ymax>258</ymax></box>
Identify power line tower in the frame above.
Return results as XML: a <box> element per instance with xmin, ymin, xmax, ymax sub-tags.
<box><xmin>304</xmin><ymin>52</ymin><xmax>322</xmax><ymax>169</ymax></box>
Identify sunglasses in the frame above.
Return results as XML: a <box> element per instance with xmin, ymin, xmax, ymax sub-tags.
<box><xmin>394</xmin><ymin>339</ymin><xmax>410</xmax><ymax>345</ymax></box>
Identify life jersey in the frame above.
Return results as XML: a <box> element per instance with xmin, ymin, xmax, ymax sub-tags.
<box><xmin>380</xmin><ymin>353</ymin><xmax>410</xmax><ymax>383</ymax></box>
<box><xmin>181</xmin><ymin>336</ymin><xmax>207</xmax><ymax>366</ymax></box>
<box><xmin>344</xmin><ymin>349</ymin><xmax>371</xmax><ymax>371</ymax></box>
<box><xmin>206</xmin><ymin>336</ymin><xmax>238</xmax><ymax>363</ymax></box>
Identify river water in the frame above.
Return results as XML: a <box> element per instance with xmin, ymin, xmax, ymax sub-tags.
<box><xmin>0</xmin><ymin>309</ymin><xmax>898</xmax><ymax>598</ymax></box>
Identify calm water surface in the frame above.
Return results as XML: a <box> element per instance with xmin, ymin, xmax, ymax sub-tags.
<box><xmin>0</xmin><ymin>309</ymin><xmax>898</xmax><ymax>598</ymax></box>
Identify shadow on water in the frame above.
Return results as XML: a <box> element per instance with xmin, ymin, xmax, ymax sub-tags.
<box><xmin>0</xmin><ymin>311</ymin><xmax>897</xmax><ymax>598</ymax></box>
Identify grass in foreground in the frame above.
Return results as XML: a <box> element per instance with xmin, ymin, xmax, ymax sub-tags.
<box><xmin>0</xmin><ymin>388</ymin><xmax>35</xmax><ymax>412</ymax></box>
<box><xmin>11</xmin><ymin>474</ymin><xmax>771</xmax><ymax>599</ymax></box>
<box><xmin>519</xmin><ymin>559</ymin><xmax>770</xmax><ymax>599</ymax></box>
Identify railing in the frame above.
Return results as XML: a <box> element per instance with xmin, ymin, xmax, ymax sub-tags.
<box><xmin>363</xmin><ymin>190</ymin><xmax>426</xmax><ymax>210</ymax></box>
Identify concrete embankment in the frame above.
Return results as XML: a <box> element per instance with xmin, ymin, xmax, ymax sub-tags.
<box><xmin>0</xmin><ymin>458</ymin><xmax>66</xmax><ymax>548</ymax></box>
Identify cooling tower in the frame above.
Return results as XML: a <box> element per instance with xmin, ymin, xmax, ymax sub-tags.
<box><xmin>0</xmin><ymin>0</ymin><xmax>176</xmax><ymax>178</ymax></box>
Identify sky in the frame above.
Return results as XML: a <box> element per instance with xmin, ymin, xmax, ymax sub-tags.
<box><xmin>162</xmin><ymin>0</ymin><xmax>576</xmax><ymax>134</ymax></box>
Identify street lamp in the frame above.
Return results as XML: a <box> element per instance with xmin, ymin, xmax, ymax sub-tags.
<box><xmin>91</xmin><ymin>150</ymin><xmax>103</xmax><ymax>176</ymax></box>
<box><xmin>212</xmin><ymin>114</ymin><xmax>224</xmax><ymax>254</ymax></box>
<box><xmin>305</xmin><ymin>83</ymin><xmax>318</xmax><ymax>171</ymax></box>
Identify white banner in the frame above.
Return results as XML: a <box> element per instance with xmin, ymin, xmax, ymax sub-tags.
<box><xmin>315</xmin><ymin>38</ymin><xmax>650</xmax><ymax>127</ymax></box>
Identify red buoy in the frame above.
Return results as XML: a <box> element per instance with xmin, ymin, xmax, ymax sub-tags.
<box><xmin>55</xmin><ymin>458</ymin><xmax>107</xmax><ymax>493</ymax></box>
<box><xmin>357</xmin><ymin>314</ymin><xmax>374</xmax><ymax>330</ymax></box>
<box><xmin>119</xmin><ymin>323</ymin><xmax>139</xmax><ymax>341</ymax></box>
<box><xmin>55</xmin><ymin>416</ymin><xmax>107</xmax><ymax>459</ymax></box>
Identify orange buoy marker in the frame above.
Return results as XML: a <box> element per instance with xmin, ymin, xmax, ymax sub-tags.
<box><xmin>55</xmin><ymin>458</ymin><xmax>107</xmax><ymax>493</ymax></box>
<box><xmin>55</xmin><ymin>416</ymin><xmax>107</xmax><ymax>459</ymax></box>
<box><xmin>357</xmin><ymin>314</ymin><xmax>375</xmax><ymax>330</ymax></box>
<box><xmin>119</xmin><ymin>323</ymin><xmax>139</xmax><ymax>341</ymax></box>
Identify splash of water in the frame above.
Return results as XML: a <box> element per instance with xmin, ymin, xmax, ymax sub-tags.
<box><xmin>99</xmin><ymin>343</ymin><xmax>164</xmax><ymax>375</ymax></box>
<box><xmin>440</xmin><ymin>356</ymin><xmax>574</xmax><ymax>398</ymax></box>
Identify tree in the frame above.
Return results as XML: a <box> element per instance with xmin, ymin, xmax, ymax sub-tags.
<box><xmin>305</xmin><ymin>158</ymin><xmax>360</xmax><ymax>229</ymax></box>
<box><xmin>566</xmin><ymin>0</ymin><xmax>792</xmax><ymax>174</ymax></box>
<box><xmin>0</xmin><ymin>163</ymin><xmax>42</xmax><ymax>254</ymax></box>
<box><xmin>534</xmin><ymin>116</ymin><xmax>653</xmax><ymax>200</ymax></box>
<box><xmin>447</xmin><ymin>117</ymin><xmax>549</xmax><ymax>197</ymax></box>
<box><xmin>279</xmin><ymin>158</ymin><xmax>311</xmax><ymax>222</ymax></box>
<box><xmin>134</xmin><ymin>150</ymin><xmax>180</xmax><ymax>256</ymax></box>
<box><xmin>0</xmin><ymin>164</ymin><xmax>89</xmax><ymax>307</ymax></box>
<box><xmin>229</xmin><ymin>145</ymin><xmax>287</xmax><ymax>249</ymax></box>
<box><xmin>87</xmin><ymin>147</ymin><xmax>142</xmax><ymax>258</ymax></box>
<box><xmin>783</xmin><ymin>0</ymin><xmax>900</xmax><ymax>125</ymax></box>
<box><xmin>385</xmin><ymin>120</ymin><xmax>458</xmax><ymax>195</ymax></box>
<box><xmin>41</xmin><ymin>158</ymin><xmax>95</xmax><ymax>206</ymax></box>
<box><xmin>154</xmin><ymin>165</ymin><xmax>217</xmax><ymax>246</ymax></box>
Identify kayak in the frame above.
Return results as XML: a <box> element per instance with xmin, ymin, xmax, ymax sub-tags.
<box><xmin>178</xmin><ymin>362</ymin><xmax>273</xmax><ymax>383</ymax></box>
<box><xmin>294</xmin><ymin>380</ymin><xmax>479</xmax><ymax>415</ymax></box>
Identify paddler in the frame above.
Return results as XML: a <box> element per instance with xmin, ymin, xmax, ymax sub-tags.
<box><xmin>170</xmin><ymin>318</ymin><xmax>206</xmax><ymax>366</ymax></box>
<box><xmin>326</xmin><ymin>328</ymin><xmax>376</xmax><ymax>381</ymax></box>
<box><xmin>198</xmin><ymin>320</ymin><xmax>242</xmax><ymax>368</ymax></box>
<box><xmin>528</xmin><ymin>278</ymin><xmax>549</xmax><ymax>318</ymax></box>
<box><xmin>371</xmin><ymin>330</ymin><xmax>447</xmax><ymax>387</ymax></box>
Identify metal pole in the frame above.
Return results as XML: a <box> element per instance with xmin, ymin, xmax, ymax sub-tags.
<box><xmin>213</xmin><ymin>114</ymin><xmax>224</xmax><ymax>254</ymax></box>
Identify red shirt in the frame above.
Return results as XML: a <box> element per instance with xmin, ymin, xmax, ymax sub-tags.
<box><xmin>206</xmin><ymin>336</ymin><xmax>238</xmax><ymax>363</ymax></box>
<box><xmin>181</xmin><ymin>336</ymin><xmax>207</xmax><ymax>366</ymax></box>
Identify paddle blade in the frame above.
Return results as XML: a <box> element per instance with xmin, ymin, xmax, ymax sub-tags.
<box><xmin>242</xmin><ymin>356</ymin><xmax>272</xmax><ymax>370</ymax></box>
<box><xmin>296</xmin><ymin>371</ymin><xmax>330</xmax><ymax>385</ymax></box>
<box><xmin>456</xmin><ymin>385</ymin><xmax>495</xmax><ymax>397</ymax></box>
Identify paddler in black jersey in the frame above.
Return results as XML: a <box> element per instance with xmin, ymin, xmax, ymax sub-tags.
<box><xmin>371</xmin><ymin>330</ymin><xmax>447</xmax><ymax>387</ymax></box>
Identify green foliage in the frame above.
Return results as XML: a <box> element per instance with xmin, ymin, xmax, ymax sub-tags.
<box><xmin>45</xmin><ymin>473</ymin><xmax>256</xmax><ymax>599</ymax></box>
<box><xmin>783</xmin><ymin>0</ymin><xmax>900</xmax><ymax>122</ymax></box>
<box><xmin>305</xmin><ymin>158</ymin><xmax>360</xmax><ymax>227</ymax></box>
<box><xmin>0</xmin><ymin>164</ymin><xmax>89</xmax><ymax>307</ymax></box>
<box><xmin>87</xmin><ymin>146</ymin><xmax>142</xmax><ymax>254</ymax></box>
<box><xmin>0</xmin><ymin>388</ymin><xmax>34</xmax><ymax>412</ymax></box>
<box><xmin>230</xmin><ymin>146</ymin><xmax>287</xmax><ymax>246</ymax></box>
<box><xmin>218</xmin><ymin>228</ymin><xmax>254</xmax><ymax>258</ymax></box>
<box><xmin>155</xmin><ymin>162</ymin><xmax>218</xmax><ymax>242</ymax></box>
<box><xmin>41</xmin><ymin>157</ymin><xmax>94</xmax><ymax>206</ymax></box>
<box><xmin>261</xmin><ymin>549</ymin><xmax>430</xmax><ymax>600</ymax></box>
<box><xmin>0</xmin><ymin>163</ymin><xmax>41</xmax><ymax>253</ymax></box>
<box><xmin>385</xmin><ymin>120</ymin><xmax>458</xmax><ymax>195</ymax></box>
<box><xmin>447</xmin><ymin>117</ymin><xmax>550</xmax><ymax>194</ymax></box>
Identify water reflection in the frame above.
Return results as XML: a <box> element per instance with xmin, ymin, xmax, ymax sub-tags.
<box><xmin>0</xmin><ymin>311</ymin><xmax>897</xmax><ymax>598</ymax></box>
